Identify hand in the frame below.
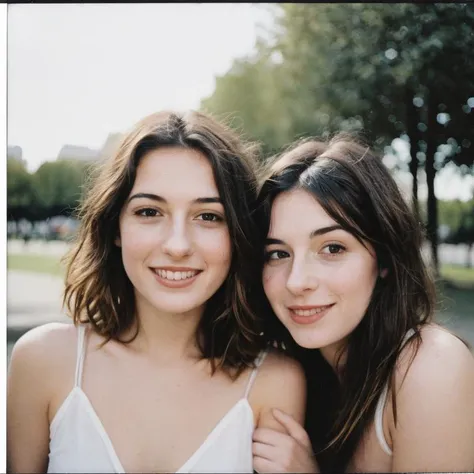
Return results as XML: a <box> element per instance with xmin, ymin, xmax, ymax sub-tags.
<box><xmin>252</xmin><ymin>408</ymin><xmax>319</xmax><ymax>473</ymax></box>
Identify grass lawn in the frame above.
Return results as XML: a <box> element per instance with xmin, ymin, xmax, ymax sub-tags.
<box><xmin>440</xmin><ymin>264</ymin><xmax>474</xmax><ymax>286</ymax></box>
<box><xmin>7</xmin><ymin>253</ymin><xmax>65</xmax><ymax>277</ymax></box>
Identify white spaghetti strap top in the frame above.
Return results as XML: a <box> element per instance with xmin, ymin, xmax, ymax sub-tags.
<box><xmin>244</xmin><ymin>350</ymin><xmax>268</xmax><ymax>398</ymax></box>
<box><xmin>48</xmin><ymin>325</ymin><xmax>269</xmax><ymax>473</ymax></box>
<box><xmin>74</xmin><ymin>323</ymin><xmax>86</xmax><ymax>387</ymax></box>
<box><xmin>374</xmin><ymin>328</ymin><xmax>416</xmax><ymax>456</ymax></box>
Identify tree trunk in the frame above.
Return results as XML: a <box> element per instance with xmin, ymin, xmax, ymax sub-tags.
<box><xmin>425</xmin><ymin>91</ymin><xmax>439</xmax><ymax>276</ymax></box>
<box><xmin>406</xmin><ymin>86</ymin><xmax>420</xmax><ymax>221</ymax></box>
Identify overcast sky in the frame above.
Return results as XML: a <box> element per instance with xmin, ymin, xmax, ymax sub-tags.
<box><xmin>7</xmin><ymin>3</ymin><xmax>272</xmax><ymax>171</ymax></box>
<box><xmin>7</xmin><ymin>4</ymin><xmax>473</xmax><ymax>200</ymax></box>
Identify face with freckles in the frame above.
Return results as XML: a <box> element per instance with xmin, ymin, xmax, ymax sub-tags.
<box><xmin>262</xmin><ymin>188</ymin><xmax>379</xmax><ymax>364</ymax></box>
<box><xmin>117</xmin><ymin>146</ymin><xmax>232</xmax><ymax>318</ymax></box>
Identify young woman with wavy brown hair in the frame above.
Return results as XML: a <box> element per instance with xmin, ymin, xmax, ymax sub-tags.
<box><xmin>251</xmin><ymin>133</ymin><xmax>474</xmax><ymax>473</ymax></box>
<box><xmin>7</xmin><ymin>110</ymin><xmax>306</xmax><ymax>473</ymax></box>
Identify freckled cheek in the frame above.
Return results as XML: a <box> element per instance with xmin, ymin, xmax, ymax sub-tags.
<box><xmin>262</xmin><ymin>267</ymin><xmax>286</xmax><ymax>301</ymax></box>
<box><xmin>196</xmin><ymin>230</ymin><xmax>232</xmax><ymax>266</ymax></box>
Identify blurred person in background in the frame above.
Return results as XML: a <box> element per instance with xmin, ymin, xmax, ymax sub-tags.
<box><xmin>7</xmin><ymin>110</ymin><xmax>306</xmax><ymax>473</ymax></box>
<box><xmin>252</xmin><ymin>133</ymin><xmax>474</xmax><ymax>473</ymax></box>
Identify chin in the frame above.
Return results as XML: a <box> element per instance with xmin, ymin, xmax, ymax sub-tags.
<box><xmin>289</xmin><ymin>329</ymin><xmax>328</xmax><ymax>350</ymax></box>
<box><xmin>155</xmin><ymin>300</ymin><xmax>205</xmax><ymax>315</ymax></box>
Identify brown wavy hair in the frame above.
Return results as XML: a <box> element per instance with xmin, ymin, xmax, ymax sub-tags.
<box><xmin>63</xmin><ymin>110</ymin><xmax>267</xmax><ymax>375</ymax></box>
<box><xmin>257</xmin><ymin>132</ymin><xmax>437</xmax><ymax>471</ymax></box>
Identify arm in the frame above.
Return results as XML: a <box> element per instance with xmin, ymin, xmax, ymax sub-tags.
<box><xmin>252</xmin><ymin>351</ymin><xmax>306</xmax><ymax>431</ymax></box>
<box><xmin>7</xmin><ymin>324</ymin><xmax>70</xmax><ymax>473</ymax></box>
<box><xmin>250</xmin><ymin>351</ymin><xmax>318</xmax><ymax>473</ymax></box>
<box><xmin>391</xmin><ymin>328</ymin><xmax>474</xmax><ymax>472</ymax></box>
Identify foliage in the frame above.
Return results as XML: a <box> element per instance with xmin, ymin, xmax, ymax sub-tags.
<box><xmin>7</xmin><ymin>158</ymin><xmax>93</xmax><ymax>221</ymax></box>
<box><xmin>7</xmin><ymin>159</ymin><xmax>36</xmax><ymax>207</ymax></box>
<box><xmin>201</xmin><ymin>3</ymin><xmax>474</xmax><ymax>272</ymax></box>
<box><xmin>438</xmin><ymin>199</ymin><xmax>474</xmax><ymax>234</ymax></box>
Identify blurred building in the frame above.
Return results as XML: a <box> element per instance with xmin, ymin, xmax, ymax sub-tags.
<box><xmin>57</xmin><ymin>144</ymin><xmax>100</xmax><ymax>162</ymax></box>
<box><xmin>99</xmin><ymin>133</ymin><xmax>124</xmax><ymax>161</ymax></box>
<box><xmin>8</xmin><ymin>145</ymin><xmax>26</xmax><ymax>166</ymax></box>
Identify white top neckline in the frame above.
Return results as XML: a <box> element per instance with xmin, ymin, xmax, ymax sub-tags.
<box><xmin>51</xmin><ymin>386</ymin><xmax>253</xmax><ymax>473</ymax></box>
<box><xmin>47</xmin><ymin>324</ymin><xmax>267</xmax><ymax>473</ymax></box>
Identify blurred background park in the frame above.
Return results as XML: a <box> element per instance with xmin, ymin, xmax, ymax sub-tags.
<box><xmin>7</xmin><ymin>4</ymin><xmax>474</xmax><ymax>361</ymax></box>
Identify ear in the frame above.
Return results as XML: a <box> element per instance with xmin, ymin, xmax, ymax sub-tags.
<box><xmin>379</xmin><ymin>268</ymin><xmax>388</xmax><ymax>278</ymax></box>
<box><xmin>115</xmin><ymin>235</ymin><xmax>121</xmax><ymax>247</ymax></box>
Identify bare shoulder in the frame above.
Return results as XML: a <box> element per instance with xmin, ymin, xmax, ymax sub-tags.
<box><xmin>389</xmin><ymin>327</ymin><xmax>474</xmax><ymax>470</ymax></box>
<box><xmin>396</xmin><ymin>324</ymin><xmax>474</xmax><ymax>391</ymax></box>
<box><xmin>257</xmin><ymin>348</ymin><xmax>306</xmax><ymax>389</ymax></box>
<box><xmin>9</xmin><ymin>322</ymin><xmax>80</xmax><ymax>388</ymax></box>
<box><xmin>11</xmin><ymin>322</ymin><xmax>78</xmax><ymax>362</ymax></box>
<box><xmin>251</xmin><ymin>349</ymin><xmax>307</xmax><ymax>428</ymax></box>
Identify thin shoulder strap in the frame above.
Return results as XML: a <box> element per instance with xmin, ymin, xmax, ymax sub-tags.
<box><xmin>374</xmin><ymin>328</ymin><xmax>417</xmax><ymax>456</ymax></box>
<box><xmin>374</xmin><ymin>383</ymin><xmax>392</xmax><ymax>455</ymax></box>
<box><xmin>244</xmin><ymin>350</ymin><xmax>269</xmax><ymax>399</ymax></box>
<box><xmin>74</xmin><ymin>325</ymin><xmax>87</xmax><ymax>388</ymax></box>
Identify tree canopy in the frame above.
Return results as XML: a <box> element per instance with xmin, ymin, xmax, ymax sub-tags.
<box><xmin>201</xmin><ymin>3</ymin><xmax>474</xmax><ymax>272</ymax></box>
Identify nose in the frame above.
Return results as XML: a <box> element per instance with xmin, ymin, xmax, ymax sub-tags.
<box><xmin>161</xmin><ymin>218</ymin><xmax>193</xmax><ymax>259</ymax></box>
<box><xmin>286</xmin><ymin>258</ymin><xmax>319</xmax><ymax>295</ymax></box>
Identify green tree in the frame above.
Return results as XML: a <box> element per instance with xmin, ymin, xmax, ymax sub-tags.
<box><xmin>204</xmin><ymin>3</ymin><xmax>474</xmax><ymax>274</ymax></box>
<box><xmin>33</xmin><ymin>159</ymin><xmax>91</xmax><ymax>210</ymax></box>
<box><xmin>438</xmin><ymin>199</ymin><xmax>474</xmax><ymax>234</ymax></box>
<box><xmin>201</xmin><ymin>43</ymin><xmax>292</xmax><ymax>157</ymax></box>
<box><xmin>7</xmin><ymin>158</ymin><xmax>35</xmax><ymax>207</ymax></box>
<box><xmin>273</xmin><ymin>3</ymin><xmax>474</xmax><ymax>273</ymax></box>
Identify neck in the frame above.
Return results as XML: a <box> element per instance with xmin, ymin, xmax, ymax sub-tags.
<box><xmin>125</xmin><ymin>295</ymin><xmax>204</xmax><ymax>362</ymax></box>
<box><xmin>320</xmin><ymin>338</ymin><xmax>348</xmax><ymax>375</ymax></box>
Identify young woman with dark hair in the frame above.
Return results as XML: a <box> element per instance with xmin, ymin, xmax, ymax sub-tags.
<box><xmin>7</xmin><ymin>110</ymin><xmax>306</xmax><ymax>473</ymax></box>
<box><xmin>253</xmin><ymin>133</ymin><xmax>474</xmax><ymax>473</ymax></box>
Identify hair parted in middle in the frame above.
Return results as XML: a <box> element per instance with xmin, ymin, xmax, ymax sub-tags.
<box><xmin>63</xmin><ymin>110</ymin><xmax>268</xmax><ymax>376</ymax></box>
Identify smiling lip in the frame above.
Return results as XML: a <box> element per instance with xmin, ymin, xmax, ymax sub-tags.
<box><xmin>150</xmin><ymin>267</ymin><xmax>202</xmax><ymax>289</ymax></box>
<box><xmin>288</xmin><ymin>304</ymin><xmax>335</xmax><ymax>325</ymax></box>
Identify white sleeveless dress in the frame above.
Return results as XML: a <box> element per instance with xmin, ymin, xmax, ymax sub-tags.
<box><xmin>47</xmin><ymin>325</ymin><xmax>267</xmax><ymax>473</ymax></box>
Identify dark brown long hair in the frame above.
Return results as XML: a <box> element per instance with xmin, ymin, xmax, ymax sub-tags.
<box><xmin>257</xmin><ymin>132</ymin><xmax>436</xmax><ymax>471</ymax></box>
<box><xmin>63</xmin><ymin>110</ymin><xmax>267</xmax><ymax>376</ymax></box>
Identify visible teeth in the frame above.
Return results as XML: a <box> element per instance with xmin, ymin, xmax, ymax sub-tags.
<box><xmin>156</xmin><ymin>270</ymin><xmax>197</xmax><ymax>280</ymax></box>
<box><xmin>292</xmin><ymin>306</ymin><xmax>329</xmax><ymax>316</ymax></box>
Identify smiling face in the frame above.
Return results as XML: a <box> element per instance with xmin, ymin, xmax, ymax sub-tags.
<box><xmin>117</xmin><ymin>146</ymin><xmax>232</xmax><ymax>318</ymax></box>
<box><xmin>262</xmin><ymin>188</ymin><xmax>379</xmax><ymax>364</ymax></box>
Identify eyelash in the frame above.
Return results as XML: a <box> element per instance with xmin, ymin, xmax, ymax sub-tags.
<box><xmin>264</xmin><ymin>243</ymin><xmax>347</xmax><ymax>262</ymax></box>
<box><xmin>133</xmin><ymin>209</ymin><xmax>224</xmax><ymax>222</ymax></box>
<box><xmin>264</xmin><ymin>250</ymin><xmax>289</xmax><ymax>262</ymax></box>
<box><xmin>321</xmin><ymin>243</ymin><xmax>346</xmax><ymax>255</ymax></box>
<box><xmin>134</xmin><ymin>208</ymin><xmax>161</xmax><ymax>218</ymax></box>
<box><xmin>196</xmin><ymin>212</ymin><xmax>224</xmax><ymax>223</ymax></box>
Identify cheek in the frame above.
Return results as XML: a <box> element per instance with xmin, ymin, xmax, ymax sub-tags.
<box><xmin>120</xmin><ymin>224</ymin><xmax>155</xmax><ymax>256</ymax></box>
<box><xmin>262</xmin><ymin>266</ymin><xmax>286</xmax><ymax>301</ymax></box>
<box><xmin>332</xmin><ymin>259</ymin><xmax>378</xmax><ymax>302</ymax></box>
<box><xmin>197</xmin><ymin>229</ymin><xmax>232</xmax><ymax>267</ymax></box>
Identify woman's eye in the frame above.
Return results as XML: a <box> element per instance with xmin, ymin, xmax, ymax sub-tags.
<box><xmin>322</xmin><ymin>244</ymin><xmax>346</xmax><ymax>255</ymax></box>
<box><xmin>135</xmin><ymin>208</ymin><xmax>159</xmax><ymax>218</ymax></box>
<box><xmin>264</xmin><ymin>250</ymin><xmax>289</xmax><ymax>261</ymax></box>
<box><xmin>197</xmin><ymin>213</ymin><xmax>222</xmax><ymax>222</ymax></box>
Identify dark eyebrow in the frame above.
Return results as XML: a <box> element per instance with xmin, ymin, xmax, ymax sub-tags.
<box><xmin>310</xmin><ymin>225</ymin><xmax>344</xmax><ymax>238</ymax></box>
<box><xmin>194</xmin><ymin>197</ymin><xmax>222</xmax><ymax>204</ymax></box>
<box><xmin>127</xmin><ymin>193</ymin><xmax>222</xmax><ymax>205</ymax></box>
<box><xmin>265</xmin><ymin>238</ymin><xmax>285</xmax><ymax>245</ymax></box>
<box><xmin>265</xmin><ymin>225</ymin><xmax>345</xmax><ymax>246</ymax></box>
